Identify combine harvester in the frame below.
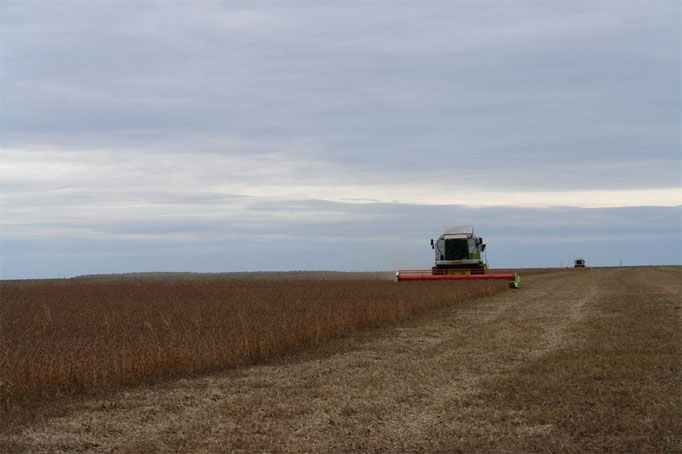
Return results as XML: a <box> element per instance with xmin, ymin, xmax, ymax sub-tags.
<box><xmin>395</xmin><ymin>226</ymin><xmax>520</xmax><ymax>288</ymax></box>
<box><xmin>573</xmin><ymin>257</ymin><xmax>591</xmax><ymax>270</ymax></box>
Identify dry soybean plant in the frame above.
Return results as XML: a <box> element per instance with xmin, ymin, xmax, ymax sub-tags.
<box><xmin>0</xmin><ymin>276</ymin><xmax>507</xmax><ymax>410</ymax></box>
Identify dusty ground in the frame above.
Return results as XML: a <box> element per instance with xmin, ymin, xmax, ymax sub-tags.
<box><xmin>3</xmin><ymin>267</ymin><xmax>680</xmax><ymax>453</ymax></box>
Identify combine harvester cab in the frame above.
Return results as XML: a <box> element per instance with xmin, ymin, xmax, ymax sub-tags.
<box><xmin>432</xmin><ymin>226</ymin><xmax>486</xmax><ymax>274</ymax></box>
<box><xmin>396</xmin><ymin>226</ymin><xmax>520</xmax><ymax>288</ymax></box>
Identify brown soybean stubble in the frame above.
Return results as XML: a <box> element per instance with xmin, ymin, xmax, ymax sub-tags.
<box><xmin>0</xmin><ymin>275</ymin><xmax>507</xmax><ymax>409</ymax></box>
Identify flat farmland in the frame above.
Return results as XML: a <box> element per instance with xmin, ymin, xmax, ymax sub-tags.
<box><xmin>1</xmin><ymin>267</ymin><xmax>680</xmax><ymax>453</ymax></box>
<box><xmin>0</xmin><ymin>274</ymin><xmax>506</xmax><ymax>405</ymax></box>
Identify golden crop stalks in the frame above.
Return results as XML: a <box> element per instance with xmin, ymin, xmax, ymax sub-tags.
<box><xmin>0</xmin><ymin>277</ymin><xmax>507</xmax><ymax>409</ymax></box>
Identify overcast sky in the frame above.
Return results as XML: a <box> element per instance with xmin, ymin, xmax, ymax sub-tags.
<box><xmin>1</xmin><ymin>1</ymin><xmax>680</xmax><ymax>278</ymax></box>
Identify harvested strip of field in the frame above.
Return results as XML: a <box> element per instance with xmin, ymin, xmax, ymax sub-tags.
<box><xmin>2</xmin><ymin>267</ymin><xmax>679</xmax><ymax>453</ymax></box>
<box><xmin>473</xmin><ymin>266</ymin><xmax>682</xmax><ymax>453</ymax></box>
<box><xmin>0</xmin><ymin>276</ymin><xmax>506</xmax><ymax>407</ymax></box>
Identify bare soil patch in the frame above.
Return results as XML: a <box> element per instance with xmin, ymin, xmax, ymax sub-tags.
<box><xmin>2</xmin><ymin>267</ymin><xmax>680</xmax><ymax>453</ymax></box>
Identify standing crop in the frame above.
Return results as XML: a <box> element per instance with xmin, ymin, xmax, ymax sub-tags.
<box><xmin>0</xmin><ymin>276</ymin><xmax>506</xmax><ymax>408</ymax></box>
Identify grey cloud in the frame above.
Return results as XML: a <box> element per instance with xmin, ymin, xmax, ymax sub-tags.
<box><xmin>1</xmin><ymin>2</ymin><xmax>680</xmax><ymax>277</ymax></box>
<box><xmin>2</xmin><ymin>200</ymin><xmax>680</xmax><ymax>278</ymax></box>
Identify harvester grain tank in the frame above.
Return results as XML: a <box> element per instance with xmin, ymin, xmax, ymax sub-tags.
<box><xmin>396</xmin><ymin>226</ymin><xmax>520</xmax><ymax>288</ymax></box>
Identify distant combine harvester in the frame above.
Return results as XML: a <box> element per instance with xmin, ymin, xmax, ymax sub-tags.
<box><xmin>573</xmin><ymin>257</ymin><xmax>591</xmax><ymax>270</ymax></box>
